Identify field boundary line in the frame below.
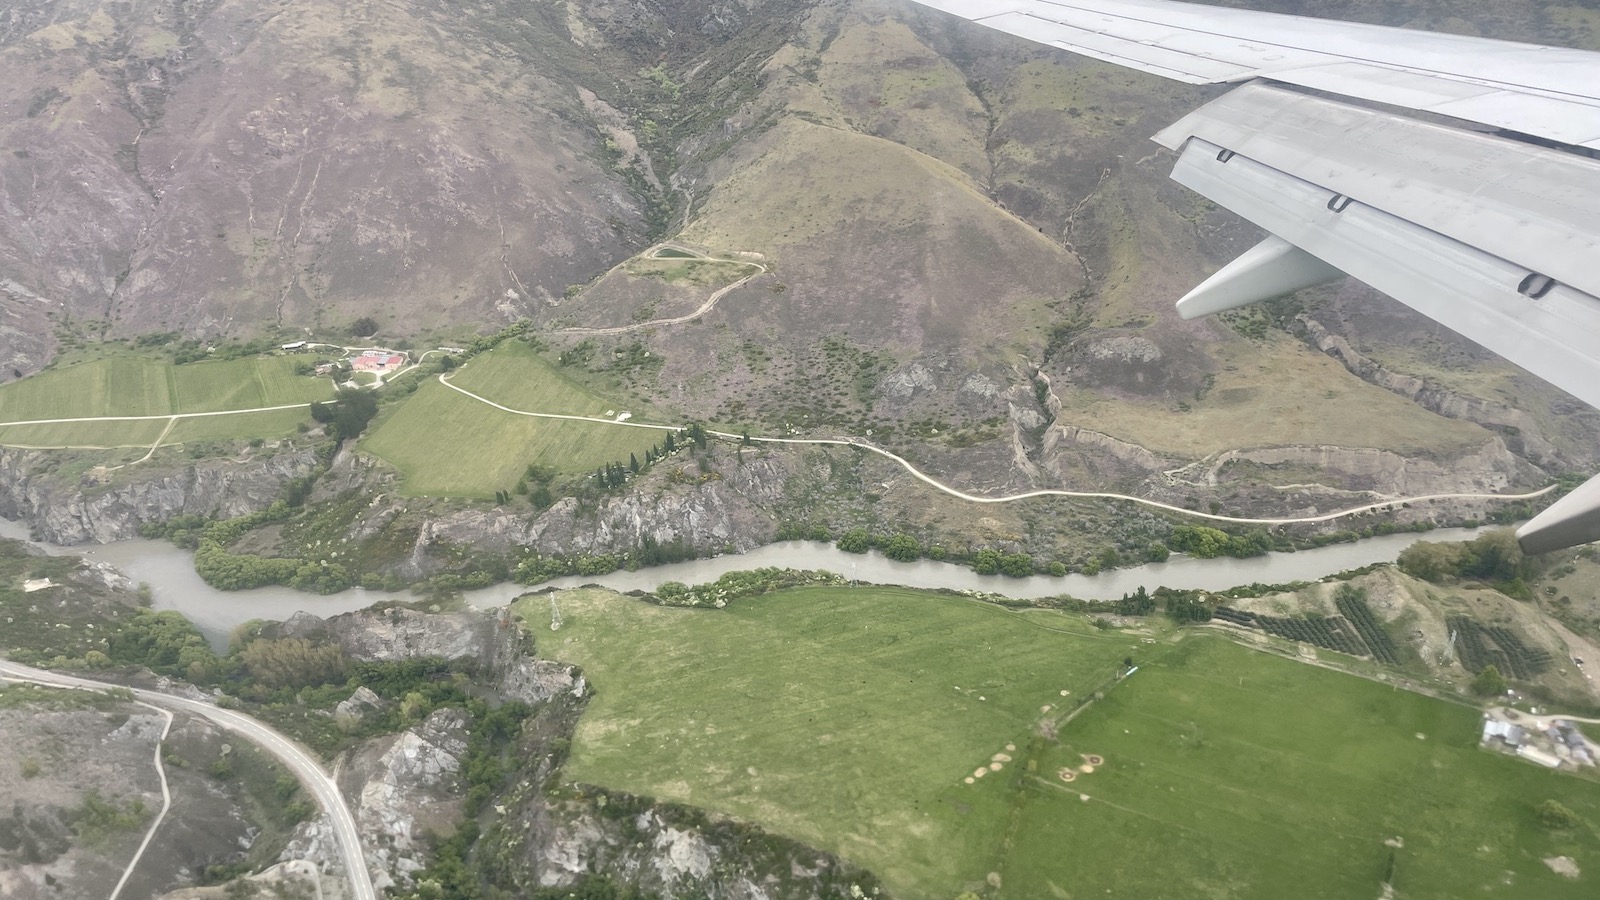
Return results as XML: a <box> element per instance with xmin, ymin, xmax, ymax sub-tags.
<box><xmin>0</xmin><ymin>402</ymin><xmax>312</xmax><ymax>428</ymax></box>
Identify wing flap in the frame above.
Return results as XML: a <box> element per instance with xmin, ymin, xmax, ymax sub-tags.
<box><xmin>1167</xmin><ymin>137</ymin><xmax>1600</xmax><ymax>412</ymax></box>
<box><xmin>1154</xmin><ymin>84</ymin><xmax>1600</xmax><ymax>301</ymax></box>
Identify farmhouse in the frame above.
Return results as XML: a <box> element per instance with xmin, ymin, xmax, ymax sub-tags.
<box><xmin>351</xmin><ymin>350</ymin><xmax>406</xmax><ymax>372</ymax></box>
<box><xmin>281</xmin><ymin>340</ymin><xmax>307</xmax><ymax>350</ymax></box>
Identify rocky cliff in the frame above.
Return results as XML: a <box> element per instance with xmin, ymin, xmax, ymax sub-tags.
<box><xmin>0</xmin><ymin>446</ymin><xmax>318</xmax><ymax>544</ymax></box>
<box><xmin>413</xmin><ymin>450</ymin><xmax>792</xmax><ymax>562</ymax></box>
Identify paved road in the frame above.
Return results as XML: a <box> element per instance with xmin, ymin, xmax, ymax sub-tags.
<box><xmin>0</xmin><ymin>661</ymin><xmax>375</xmax><ymax>900</ymax></box>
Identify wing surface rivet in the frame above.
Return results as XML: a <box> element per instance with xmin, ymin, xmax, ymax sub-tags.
<box><xmin>1517</xmin><ymin>273</ymin><xmax>1556</xmax><ymax>299</ymax></box>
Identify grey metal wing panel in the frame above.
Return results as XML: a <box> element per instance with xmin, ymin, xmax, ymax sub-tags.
<box><xmin>1152</xmin><ymin>84</ymin><xmax>1600</xmax><ymax>304</ymax></box>
<box><xmin>910</xmin><ymin>0</ymin><xmax>1600</xmax><ymax>148</ymax></box>
<box><xmin>1165</xmin><ymin>137</ymin><xmax>1600</xmax><ymax>412</ymax></box>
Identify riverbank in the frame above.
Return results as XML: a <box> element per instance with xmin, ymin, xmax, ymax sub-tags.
<box><xmin>1</xmin><ymin>514</ymin><xmax>1491</xmax><ymax>648</ymax></box>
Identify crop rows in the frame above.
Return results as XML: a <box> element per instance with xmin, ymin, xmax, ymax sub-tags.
<box><xmin>1211</xmin><ymin>606</ymin><xmax>1256</xmax><ymax>627</ymax></box>
<box><xmin>1482</xmin><ymin>627</ymin><xmax>1552</xmax><ymax>677</ymax></box>
<box><xmin>1445</xmin><ymin>616</ymin><xmax>1552</xmax><ymax>680</ymax></box>
<box><xmin>1213</xmin><ymin>606</ymin><xmax>1369</xmax><ymax>658</ymax></box>
<box><xmin>1333</xmin><ymin>593</ymin><xmax>1401</xmax><ymax>666</ymax></box>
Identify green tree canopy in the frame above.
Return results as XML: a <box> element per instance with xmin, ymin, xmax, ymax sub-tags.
<box><xmin>1470</xmin><ymin>664</ymin><xmax>1507</xmax><ymax>697</ymax></box>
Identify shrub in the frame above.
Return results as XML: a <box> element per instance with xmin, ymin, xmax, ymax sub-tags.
<box><xmin>1469</xmin><ymin>664</ymin><xmax>1507</xmax><ymax>697</ymax></box>
<box><xmin>836</xmin><ymin>528</ymin><xmax>871</xmax><ymax>554</ymax></box>
<box><xmin>1536</xmin><ymin>799</ymin><xmax>1581</xmax><ymax>830</ymax></box>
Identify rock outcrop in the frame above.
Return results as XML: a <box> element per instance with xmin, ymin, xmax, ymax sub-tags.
<box><xmin>280</xmin><ymin>607</ymin><xmax>499</xmax><ymax>664</ymax></box>
<box><xmin>1293</xmin><ymin>316</ymin><xmax>1564</xmax><ymax>465</ymax></box>
<box><xmin>517</xmin><ymin>796</ymin><xmax>880</xmax><ymax>900</ymax></box>
<box><xmin>340</xmin><ymin>708</ymin><xmax>472</xmax><ymax>889</ymax></box>
<box><xmin>0</xmin><ymin>447</ymin><xmax>319</xmax><ymax>545</ymax></box>
<box><xmin>417</xmin><ymin>452</ymin><xmax>791</xmax><ymax>560</ymax></box>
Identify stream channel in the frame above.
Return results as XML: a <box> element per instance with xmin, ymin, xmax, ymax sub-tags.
<box><xmin>2</xmin><ymin>515</ymin><xmax>1491</xmax><ymax>649</ymax></box>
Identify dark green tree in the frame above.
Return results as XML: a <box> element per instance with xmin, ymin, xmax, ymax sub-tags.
<box><xmin>883</xmin><ymin>534</ymin><xmax>921</xmax><ymax>562</ymax></box>
<box><xmin>837</xmin><ymin>528</ymin><xmax>871</xmax><ymax>554</ymax></box>
<box><xmin>1470</xmin><ymin>664</ymin><xmax>1507</xmax><ymax>696</ymax></box>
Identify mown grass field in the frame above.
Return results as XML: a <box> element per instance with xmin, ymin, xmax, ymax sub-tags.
<box><xmin>517</xmin><ymin>586</ymin><xmax>1142</xmax><ymax>897</ymax></box>
<box><xmin>164</xmin><ymin>408</ymin><xmax>314</xmax><ymax>444</ymax></box>
<box><xmin>0</xmin><ymin>355</ymin><xmax>332</xmax><ymax>420</ymax></box>
<box><xmin>521</xmin><ymin>586</ymin><xmax>1600</xmax><ymax>900</ymax></box>
<box><xmin>362</xmin><ymin>342</ymin><xmax>663</xmax><ymax>497</ymax></box>
<box><xmin>0</xmin><ymin>419</ymin><xmax>169</xmax><ymax>449</ymax></box>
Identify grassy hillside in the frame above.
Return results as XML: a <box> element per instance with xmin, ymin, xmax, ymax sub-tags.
<box><xmin>521</xmin><ymin>585</ymin><xmax>1600</xmax><ymax>899</ymax></box>
<box><xmin>1054</xmin><ymin>331</ymin><xmax>1492</xmax><ymax>457</ymax></box>
<box><xmin>361</xmin><ymin>342</ymin><xmax>663</xmax><ymax>497</ymax></box>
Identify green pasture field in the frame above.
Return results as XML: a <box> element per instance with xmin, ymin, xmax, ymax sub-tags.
<box><xmin>1011</xmin><ymin>637</ymin><xmax>1600</xmax><ymax>899</ymax></box>
<box><xmin>519</xmin><ymin>586</ymin><xmax>1600</xmax><ymax>900</ymax></box>
<box><xmin>0</xmin><ymin>354</ymin><xmax>332</xmax><ymax>422</ymax></box>
<box><xmin>443</xmin><ymin>340</ymin><xmax>647</xmax><ymax>416</ymax></box>
<box><xmin>0</xmin><ymin>419</ymin><xmax>168</xmax><ymax>449</ymax></box>
<box><xmin>517</xmin><ymin>586</ymin><xmax>1141</xmax><ymax>897</ymax></box>
<box><xmin>164</xmin><ymin>408</ymin><xmax>313</xmax><ymax>445</ymax></box>
<box><xmin>362</xmin><ymin>344</ymin><xmax>663</xmax><ymax>496</ymax></box>
<box><xmin>0</xmin><ymin>355</ymin><xmax>327</xmax><ymax>449</ymax></box>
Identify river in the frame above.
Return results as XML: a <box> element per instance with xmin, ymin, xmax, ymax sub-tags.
<box><xmin>1</xmin><ymin>515</ymin><xmax>1491</xmax><ymax>648</ymax></box>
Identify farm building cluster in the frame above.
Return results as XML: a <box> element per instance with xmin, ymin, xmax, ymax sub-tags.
<box><xmin>351</xmin><ymin>349</ymin><xmax>407</xmax><ymax>372</ymax></box>
<box><xmin>1481</xmin><ymin>709</ymin><xmax>1598</xmax><ymax>770</ymax></box>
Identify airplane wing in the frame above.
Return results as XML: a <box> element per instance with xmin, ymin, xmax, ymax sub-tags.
<box><xmin>909</xmin><ymin>0</ymin><xmax>1600</xmax><ymax>554</ymax></box>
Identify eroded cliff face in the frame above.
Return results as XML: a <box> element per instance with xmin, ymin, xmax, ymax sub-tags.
<box><xmin>1293</xmin><ymin>315</ymin><xmax>1573</xmax><ymax>466</ymax></box>
<box><xmin>0</xmin><ymin>446</ymin><xmax>318</xmax><ymax>544</ymax></box>
<box><xmin>424</xmin><ymin>452</ymin><xmax>790</xmax><ymax>558</ymax></box>
<box><xmin>503</xmin><ymin>784</ymin><xmax>884</xmax><ymax>900</ymax></box>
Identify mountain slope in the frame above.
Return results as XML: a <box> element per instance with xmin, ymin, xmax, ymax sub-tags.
<box><xmin>0</xmin><ymin>0</ymin><xmax>651</xmax><ymax>373</ymax></box>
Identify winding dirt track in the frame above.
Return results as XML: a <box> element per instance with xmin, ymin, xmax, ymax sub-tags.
<box><xmin>436</xmin><ymin>369</ymin><xmax>1555</xmax><ymax>527</ymax></box>
<box><xmin>0</xmin><ymin>334</ymin><xmax>1555</xmax><ymax>529</ymax></box>
<box><xmin>553</xmin><ymin>244</ymin><xmax>767</xmax><ymax>336</ymax></box>
<box><xmin>107</xmin><ymin>701</ymin><xmax>173</xmax><ymax>900</ymax></box>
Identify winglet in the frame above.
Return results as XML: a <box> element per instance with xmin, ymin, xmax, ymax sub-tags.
<box><xmin>1517</xmin><ymin>473</ymin><xmax>1600</xmax><ymax>554</ymax></box>
<box><xmin>1176</xmin><ymin>235</ymin><xmax>1345</xmax><ymax>320</ymax></box>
